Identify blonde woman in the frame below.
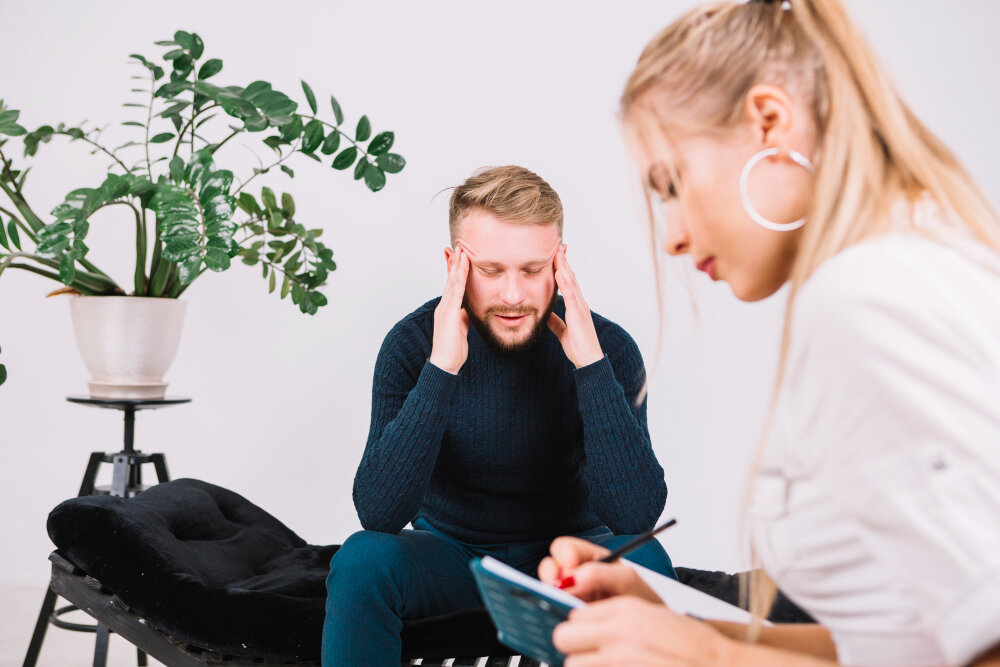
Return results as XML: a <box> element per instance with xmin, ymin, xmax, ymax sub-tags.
<box><xmin>537</xmin><ymin>0</ymin><xmax>1000</xmax><ymax>664</ymax></box>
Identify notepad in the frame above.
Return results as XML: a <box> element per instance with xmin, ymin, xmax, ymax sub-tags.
<box><xmin>471</xmin><ymin>555</ymin><xmax>769</xmax><ymax>666</ymax></box>
<box><xmin>470</xmin><ymin>556</ymin><xmax>581</xmax><ymax>666</ymax></box>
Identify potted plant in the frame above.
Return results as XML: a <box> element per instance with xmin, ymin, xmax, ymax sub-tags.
<box><xmin>0</xmin><ymin>30</ymin><xmax>405</xmax><ymax>397</ymax></box>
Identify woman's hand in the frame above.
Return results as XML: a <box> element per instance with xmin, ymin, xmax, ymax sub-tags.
<box><xmin>553</xmin><ymin>596</ymin><xmax>734</xmax><ymax>666</ymax></box>
<box><xmin>539</xmin><ymin>536</ymin><xmax>662</xmax><ymax>603</ymax></box>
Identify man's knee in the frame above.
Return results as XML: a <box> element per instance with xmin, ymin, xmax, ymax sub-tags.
<box><xmin>327</xmin><ymin>530</ymin><xmax>410</xmax><ymax>594</ymax></box>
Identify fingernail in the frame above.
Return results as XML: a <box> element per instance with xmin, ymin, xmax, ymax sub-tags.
<box><xmin>556</xmin><ymin>576</ymin><xmax>575</xmax><ymax>589</ymax></box>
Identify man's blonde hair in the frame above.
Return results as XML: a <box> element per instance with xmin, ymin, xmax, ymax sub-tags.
<box><xmin>448</xmin><ymin>166</ymin><xmax>563</xmax><ymax>243</ymax></box>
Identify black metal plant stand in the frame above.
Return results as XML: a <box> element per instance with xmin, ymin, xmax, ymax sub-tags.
<box><xmin>23</xmin><ymin>396</ymin><xmax>190</xmax><ymax>667</ymax></box>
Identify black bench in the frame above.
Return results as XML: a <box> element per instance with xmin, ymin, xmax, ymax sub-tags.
<box><xmin>39</xmin><ymin>478</ymin><xmax>811</xmax><ymax>665</ymax></box>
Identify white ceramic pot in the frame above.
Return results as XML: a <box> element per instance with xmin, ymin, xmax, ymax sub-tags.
<box><xmin>69</xmin><ymin>296</ymin><xmax>187</xmax><ymax>399</ymax></box>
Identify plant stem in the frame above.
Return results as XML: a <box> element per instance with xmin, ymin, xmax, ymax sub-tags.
<box><xmin>0</xmin><ymin>149</ymin><xmax>46</xmax><ymax>232</ymax></box>
<box><xmin>144</xmin><ymin>70</ymin><xmax>155</xmax><ymax>178</ymax></box>
<box><xmin>0</xmin><ymin>206</ymin><xmax>39</xmax><ymax>244</ymax></box>
<box><xmin>134</xmin><ymin>204</ymin><xmax>147</xmax><ymax>295</ymax></box>
<box><xmin>171</xmin><ymin>104</ymin><xmax>219</xmax><ymax>159</ymax></box>
<box><xmin>234</xmin><ymin>137</ymin><xmax>302</xmax><ymax>195</ymax></box>
<box><xmin>62</xmin><ymin>132</ymin><xmax>131</xmax><ymax>174</ymax></box>
<box><xmin>209</xmin><ymin>129</ymin><xmax>241</xmax><ymax>155</ymax></box>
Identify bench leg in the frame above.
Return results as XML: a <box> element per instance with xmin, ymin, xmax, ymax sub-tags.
<box><xmin>137</xmin><ymin>647</ymin><xmax>148</xmax><ymax>666</ymax></box>
<box><xmin>93</xmin><ymin>623</ymin><xmax>110</xmax><ymax>667</ymax></box>
<box><xmin>22</xmin><ymin>586</ymin><xmax>57</xmax><ymax>667</ymax></box>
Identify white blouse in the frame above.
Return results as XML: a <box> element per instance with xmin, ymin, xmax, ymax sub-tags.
<box><xmin>752</xmin><ymin>226</ymin><xmax>1000</xmax><ymax>665</ymax></box>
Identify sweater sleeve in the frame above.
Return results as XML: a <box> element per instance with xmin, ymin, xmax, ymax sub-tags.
<box><xmin>574</xmin><ymin>326</ymin><xmax>667</xmax><ymax>534</ymax></box>
<box><xmin>352</xmin><ymin>320</ymin><xmax>458</xmax><ymax>533</ymax></box>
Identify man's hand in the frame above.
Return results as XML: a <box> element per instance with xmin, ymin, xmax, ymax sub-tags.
<box><xmin>548</xmin><ymin>245</ymin><xmax>604</xmax><ymax>369</ymax></box>
<box><xmin>429</xmin><ymin>245</ymin><xmax>471</xmax><ymax>375</ymax></box>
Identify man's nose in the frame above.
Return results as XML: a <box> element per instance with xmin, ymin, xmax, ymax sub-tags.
<box><xmin>499</xmin><ymin>273</ymin><xmax>525</xmax><ymax>304</ymax></box>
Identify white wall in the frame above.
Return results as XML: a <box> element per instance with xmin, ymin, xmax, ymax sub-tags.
<box><xmin>2</xmin><ymin>0</ymin><xmax>998</xmax><ymax>584</ymax></box>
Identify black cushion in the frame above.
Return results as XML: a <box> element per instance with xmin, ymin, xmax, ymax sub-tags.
<box><xmin>47</xmin><ymin>478</ymin><xmax>812</xmax><ymax>662</ymax></box>
<box><xmin>47</xmin><ymin>478</ymin><xmax>508</xmax><ymax>662</ymax></box>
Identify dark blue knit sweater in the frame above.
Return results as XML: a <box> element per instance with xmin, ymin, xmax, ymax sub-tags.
<box><xmin>353</xmin><ymin>296</ymin><xmax>667</xmax><ymax>543</ymax></box>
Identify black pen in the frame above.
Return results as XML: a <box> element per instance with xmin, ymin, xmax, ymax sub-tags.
<box><xmin>599</xmin><ymin>518</ymin><xmax>677</xmax><ymax>563</ymax></box>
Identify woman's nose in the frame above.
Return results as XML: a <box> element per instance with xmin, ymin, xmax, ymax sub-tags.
<box><xmin>663</xmin><ymin>217</ymin><xmax>689</xmax><ymax>256</ymax></box>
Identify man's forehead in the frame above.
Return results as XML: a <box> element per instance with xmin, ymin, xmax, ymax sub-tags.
<box><xmin>456</xmin><ymin>239</ymin><xmax>561</xmax><ymax>267</ymax></box>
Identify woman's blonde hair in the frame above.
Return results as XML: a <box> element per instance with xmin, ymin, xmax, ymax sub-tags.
<box><xmin>620</xmin><ymin>0</ymin><xmax>1000</xmax><ymax>633</ymax></box>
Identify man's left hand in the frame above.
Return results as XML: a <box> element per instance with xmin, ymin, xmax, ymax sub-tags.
<box><xmin>548</xmin><ymin>245</ymin><xmax>605</xmax><ymax>369</ymax></box>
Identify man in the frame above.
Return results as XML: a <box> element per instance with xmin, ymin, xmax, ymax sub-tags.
<box><xmin>322</xmin><ymin>166</ymin><xmax>674</xmax><ymax>665</ymax></box>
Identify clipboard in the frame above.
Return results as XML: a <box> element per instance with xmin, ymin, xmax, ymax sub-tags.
<box><xmin>469</xmin><ymin>555</ymin><xmax>583</xmax><ymax>666</ymax></box>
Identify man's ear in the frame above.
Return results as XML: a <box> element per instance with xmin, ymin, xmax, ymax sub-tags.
<box><xmin>443</xmin><ymin>246</ymin><xmax>454</xmax><ymax>267</ymax></box>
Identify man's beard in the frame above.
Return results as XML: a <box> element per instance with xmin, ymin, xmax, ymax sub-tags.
<box><xmin>465</xmin><ymin>288</ymin><xmax>558</xmax><ymax>354</ymax></box>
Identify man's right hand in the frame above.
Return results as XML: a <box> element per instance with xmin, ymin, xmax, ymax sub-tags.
<box><xmin>428</xmin><ymin>245</ymin><xmax>471</xmax><ymax>375</ymax></box>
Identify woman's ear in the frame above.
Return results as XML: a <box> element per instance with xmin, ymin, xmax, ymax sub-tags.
<box><xmin>744</xmin><ymin>84</ymin><xmax>796</xmax><ymax>149</ymax></box>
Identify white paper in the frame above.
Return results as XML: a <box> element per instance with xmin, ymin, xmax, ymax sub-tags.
<box><xmin>627</xmin><ymin>562</ymin><xmax>771</xmax><ymax>626</ymax></box>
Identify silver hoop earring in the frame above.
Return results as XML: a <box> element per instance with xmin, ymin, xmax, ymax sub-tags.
<box><xmin>739</xmin><ymin>147</ymin><xmax>814</xmax><ymax>232</ymax></box>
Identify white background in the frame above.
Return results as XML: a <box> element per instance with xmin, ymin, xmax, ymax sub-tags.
<box><xmin>1</xmin><ymin>0</ymin><xmax>998</xmax><ymax>585</ymax></box>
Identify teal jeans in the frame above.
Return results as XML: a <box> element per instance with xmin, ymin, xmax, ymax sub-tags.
<box><xmin>322</xmin><ymin>519</ymin><xmax>676</xmax><ymax>666</ymax></box>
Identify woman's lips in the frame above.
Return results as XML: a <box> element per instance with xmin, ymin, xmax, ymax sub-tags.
<box><xmin>696</xmin><ymin>257</ymin><xmax>718</xmax><ymax>281</ymax></box>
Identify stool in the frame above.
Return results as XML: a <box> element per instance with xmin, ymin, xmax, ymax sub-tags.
<box><xmin>23</xmin><ymin>396</ymin><xmax>190</xmax><ymax>667</ymax></box>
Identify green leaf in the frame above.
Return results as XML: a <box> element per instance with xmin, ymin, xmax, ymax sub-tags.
<box><xmin>330</xmin><ymin>95</ymin><xmax>344</xmax><ymax>125</ymax></box>
<box><xmin>301</xmin><ymin>80</ymin><xmax>318</xmax><ymax>115</ymax></box>
<box><xmin>7</xmin><ymin>221</ymin><xmax>20</xmax><ymax>250</ymax></box>
<box><xmin>59</xmin><ymin>254</ymin><xmax>77</xmax><ymax>284</ymax></box>
<box><xmin>280</xmin><ymin>165</ymin><xmax>295</xmax><ymax>178</ymax></box>
<box><xmin>261</xmin><ymin>186</ymin><xmax>277</xmax><ymax>211</ymax></box>
<box><xmin>150</xmin><ymin>132</ymin><xmax>175</xmax><ymax>143</ymax></box>
<box><xmin>302</xmin><ymin>119</ymin><xmax>324</xmax><ymax>153</ymax></box>
<box><xmin>376</xmin><ymin>153</ymin><xmax>406</xmax><ymax>174</ymax></box>
<box><xmin>332</xmin><ymin>146</ymin><xmax>358</xmax><ymax>170</ymax></box>
<box><xmin>354</xmin><ymin>157</ymin><xmax>368</xmax><ymax>180</ymax></box>
<box><xmin>368</xmin><ymin>131</ymin><xmax>394</xmax><ymax>156</ymax></box>
<box><xmin>163</xmin><ymin>48</ymin><xmax>186</xmax><ymax>61</ymax></box>
<box><xmin>268</xmin><ymin>270</ymin><xmax>276</xmax><ymax>293</ymax></box>
<box><xmin>364</xmin><ymin>165</ymin><xmax>387</xmax><ymax>192</ymax></box>
<box><xmin>355</xmin><ymin>115</ymin><xmax>371</xmax><ymax>142</ymax></box>
<box><xmin>280</xmin><ymin>275</ymin><xmax>290</xmax><ymax>299</ymax></box>
<box><xmin>237</xmin><ymin>192</ymin><xmax>260</xmax><ymax>215</ymax></box>
<box><xmin>198</xmin><ymin>58</ymin><xmax>223</xmax><ymax>79</ymax></box>
<box><xmin>178</xmin><ymin>255</ymin><xmax>202</xmax><ymax>284</ymax></box>
<box><xmin>0</xmin><ymin>363</ymin><xmax>6</xmax><ymax>387</ymax></box>
<box><xmin>281</xmin><ymin>192</ymin><xmax>295</xmax><ymax>217</ymax></box>
<box><xmin>320</xmin><ymin>130</ymin><xmax>340</xmax><ymax>155</ymax></box>
<box><xmin>189</xmin><ymin>33</ymin><xmax>205</xmax><ymax>59</ymax></box>
<box><xmin>122</xmin><ymin>121</ymin><xmax>146</xmax><ymax>128</ymax></box>
<box><xmin>169</xmin><ymin>155</ymin><xmax>185</xmax><ymax>182</ymax></box>
<box><xmin>204</xmin><ymin>248</ymin><xmax>231</xmax><ymax>271</ymax></box>
<box><xmin>0</xmin><ymin>219</ymin><xmax>8</xmax><ymax>250</ymax></box>
<box><xmin>173</xmin><ymin>30</ymin><xmax>195</xmax><ymax>50</ymax></box>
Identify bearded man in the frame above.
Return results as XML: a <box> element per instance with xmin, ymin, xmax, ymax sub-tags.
<box><xmin>322</xmin><ymin>166</ymin><xmax>676</xmax><ymax>665</ymax></box>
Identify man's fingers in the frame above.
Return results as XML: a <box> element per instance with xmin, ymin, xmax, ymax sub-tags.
<box><xmin>547</xmin><ymin>312</ymin><xmax>567</xmax><ymax>338</ymax></box>
<box><xmin>442</xmin><ymin>247</ymin><xmax>469</xmax><ymax>308</ymax></box>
